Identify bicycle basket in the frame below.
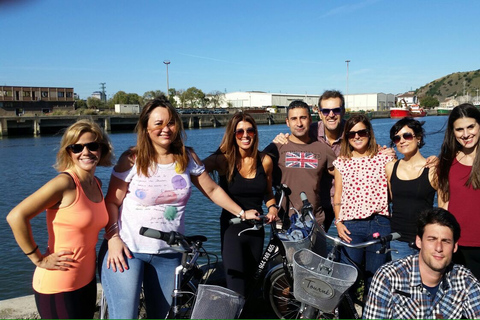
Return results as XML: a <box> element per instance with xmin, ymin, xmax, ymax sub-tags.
<box><xmin>190</xmin><ymin>284</ymin><xmax>245</xmax><ymax>319</ymax></box>
<box><xmin>292</xmin><ymin>249</ymin><xmax>357</xmax><ymax>312</ymax></box>
<box><xmin>280</xmin><ymin>226</ymin><xmax>317</xmax><ymax>266</ymax></box>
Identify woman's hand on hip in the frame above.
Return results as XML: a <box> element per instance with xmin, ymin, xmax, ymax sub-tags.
<box><xmin>36</xmin><ymin>249</ymin><xmax>75</xmax><ymax>271</ymax></box>
<box><xmin>336</xmin><ymin>222</ymin><xmax>352</xmax><ymax>243</ymax></box>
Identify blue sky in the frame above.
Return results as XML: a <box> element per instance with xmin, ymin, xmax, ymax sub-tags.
<box><xmin>1</xmin><ymin>0</ymin><xmax>479</xmax><ymax>100</ymax></box>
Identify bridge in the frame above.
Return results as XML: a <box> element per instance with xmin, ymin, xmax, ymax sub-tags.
<box><xmin>0</xmin><ymin>113</ymin><xmax>287</xmax><ymax>136</ymax></box>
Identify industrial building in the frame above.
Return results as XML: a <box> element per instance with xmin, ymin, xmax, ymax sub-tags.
<box><xmin>0</xmin><ymin>86</ymin><xmax>75</xmax><ymax>116</ymax></box>
<box><xmin>221</xmin><ymin>91</ymin><xmax>395</xmax><ymax>112</ymax></box>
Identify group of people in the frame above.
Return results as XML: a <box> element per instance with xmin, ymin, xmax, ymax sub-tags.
<box><xmin>6</xmin><ymin>91</ymin><xmax>480</xmax><ymax>319</ymax></box>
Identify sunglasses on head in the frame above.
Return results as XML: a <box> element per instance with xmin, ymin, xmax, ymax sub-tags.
<box><xmin>393</xmin><ymin>132</ymin><xmax>415</xmax><ymax>144</ymax></box>
<box><xmin>235</xmin><ymin>128</ymin><xmax>256</xmax><ymax>139</ymax></box>
<box><xmin>320</xmin><ymin>108</ymin><xmax>342</xmax><ymax>116</ymax></box>
<box><xmin>347</xmin><ymin>129</ymin><xmax>369</xmax><ymax>139</ymax></box>
<box><xmin>67</xmin><ymin>142</ymin><xmax>101</xmax><ymax>153</ymax></box>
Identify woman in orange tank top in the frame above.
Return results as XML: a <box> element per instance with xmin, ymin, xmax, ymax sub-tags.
<box><xmin>7</xmin><ymin>119</ymin><xmax>114</xmax><ymax>319</ymax></box>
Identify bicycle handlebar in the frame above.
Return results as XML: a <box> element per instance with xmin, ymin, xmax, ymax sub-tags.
<box><xmin>139</xmin><ymin>227</ymin><xmax>207</xmax><ymax>250</ymax></box>
<box><xmin>298</xmin><ymin>191</ymin><xmax>401</xmax><ymax>251</ymax></box>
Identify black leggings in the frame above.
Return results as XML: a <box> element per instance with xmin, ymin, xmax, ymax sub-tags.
<box><xmin>34</xmin><ymin>277</ymin><xmax>97</xmax><ymax>319</ymax></box>
<box><xmin>220</xmin><ymin>214</ymin><xmax>264</xmax><ymax>296</ymax></box>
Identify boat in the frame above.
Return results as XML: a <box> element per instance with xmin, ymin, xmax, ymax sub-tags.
<box><xmin>390</xmin><ymin>98</ymin><xmax>411</xmax><ymax>119</ymax></box>
<box><xmin>436</xmin><ymin>106</ymin><xmax>454</xmax><ymax>116</ymax></box>
<box><xmin>409</xmin><ymin>104</ymin><xmax>427</xmax><ymax>117</ymax></box>
<box><xmin>390</xmin><ymin>107</ymin><xmax>410</xmax><ymax>119</ymax></box>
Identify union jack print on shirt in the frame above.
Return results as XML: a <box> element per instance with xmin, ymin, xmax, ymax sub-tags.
<box><xmin>285</xmin><ymin>152</ymin><xmax>318</xmax><ymax>169</ymax></box>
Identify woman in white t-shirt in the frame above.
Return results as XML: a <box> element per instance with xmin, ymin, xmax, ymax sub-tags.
<box><xmin>98</xmin><ymin>96</ymin><xmax>259</xmax><ymax>319</ymax></box>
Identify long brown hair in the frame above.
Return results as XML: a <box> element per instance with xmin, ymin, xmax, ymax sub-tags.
<box><xmin>437</xmin><ymin>103</ymin><xmax>480</xmax><ymax>202</ymax></box>
<box><xmin>217</xmin><ymin>112</ymin><xmax>259</xmax><ymax>182</ymax></box>
<box><xmin>134</xmin><ymin>96</ymin><xmax>189</xmax><ymax>176</ymax></box>
<box><xmin>339</xmin><ymin>114</ymin><xmax>378</xmax><ymax>158</ymax></box>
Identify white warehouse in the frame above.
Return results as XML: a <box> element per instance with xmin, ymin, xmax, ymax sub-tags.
<box><xmin>221</xmin><ymin>91</ymin><xmax>395</xmax><ymax>112</ymax></box>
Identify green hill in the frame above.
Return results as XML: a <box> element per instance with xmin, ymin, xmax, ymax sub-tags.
<box><xmin>415</xmin><ymin>69</ymin><xmax>480</xmax><ymax>102</ymax></box>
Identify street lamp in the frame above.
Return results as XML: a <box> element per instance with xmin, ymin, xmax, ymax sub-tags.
<box><xmin>163</xmin><ymin>60</ymin><xmax>170</xmax><ymax>97</ymax></box>
<box><xmin>345</xmin><ymin>60</ymin><xmax>350</xmax><ymax>100</ymax></box>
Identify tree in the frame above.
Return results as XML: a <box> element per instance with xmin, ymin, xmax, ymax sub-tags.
<box><xmin>420</xmin><ymin>96</ymin><xmax>439</xmax><ymax>109</ymax></box>
<box><xmin>177</xmin><ymin>89</ymin><xmax>187</xmax><ymax>108</ymax></box>
<box><xmin>168</xmin><ymin>88</ymin><xmax>178</xmax><ymax>108</ymax></box>
<box><xmin>184</xmin><ymin>87</ymin><xmax>205</xmax><ymax>108</ymax></box>
<box><xmin>87</xmin><ymin>97</ymin><xmax>104</xmax><ymax>109</ymax></box>
<box><xmin>208</xmin><ymin>90</ymin><xmax>225</xmax><ymax>109</ymax></box>
<box><xmin>111</xmin><ymin>91</ymin><xmax>143</xmax><ymax>105</ymax></box>
<box><xmin>74</xmin><ymin>99</ymin><xmax>87</xmax><ymax>109</ymax></box>
<box><xmin>143</xmin><ymin>90</ymin><xmax>165</xmax><ymax>101</ymax></box>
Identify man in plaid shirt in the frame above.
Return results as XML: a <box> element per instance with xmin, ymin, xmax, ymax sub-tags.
<box><xmin>363</xmin><ymin>208</ymin><xmax>480</xmax><ymax>319</ymax></box>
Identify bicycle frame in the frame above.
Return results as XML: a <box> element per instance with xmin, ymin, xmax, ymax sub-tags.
<box><xmin>139</xmin><ymin>228</ymin><xmax>217</xmax><ymax>319</ymax></box>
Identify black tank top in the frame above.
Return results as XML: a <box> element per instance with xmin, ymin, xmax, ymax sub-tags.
<box><xmin>390</xmin><ymin>160</ymin><xmax>436</xmax><ymax>243</ymax></box>
<box><xmin>220</xmin><ymin>155</ymin><xmax>267</xmax><ymax>218</ymax></box>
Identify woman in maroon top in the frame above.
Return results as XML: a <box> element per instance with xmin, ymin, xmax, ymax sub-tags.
<box><xmin>437</xmin><ymin>103</ymin><xmax>480</xmax><ymax>280</ymax></box>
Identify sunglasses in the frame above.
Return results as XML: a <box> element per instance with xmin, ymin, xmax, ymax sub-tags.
<box><xmin>320</xmin><ymin>108</ymin><xmax>342</xmax><ymax>116</ymax></box>
<box><xmin>393</xmin><ymin>132</ymin><xmax>415</xmax><ymax>144</ymax></box>
<box><xmin>235</xmin><ymin>128</ymin><xmax>256</xmax><ymax>139</ymax></box>
<box><xmin>347</xmin><ymin>129</ymin><xmax>369</xmax><ymax>139</ymax></box>
<box><xmin>67</xmin><ymin>142</ymin><xmax>101</xmax><ymax>153</ymax></box>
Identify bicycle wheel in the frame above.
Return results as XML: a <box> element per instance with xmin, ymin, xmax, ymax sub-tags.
<box><xmin>266</xmin><ymin>268</ymin><xmax>301</xmax><ymax>319</ymax></box>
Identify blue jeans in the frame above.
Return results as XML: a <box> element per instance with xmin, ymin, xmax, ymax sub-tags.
<box><xmin>339</xmin><ymin>215</ymin><xmax>391</xmax><ymax>294</ymax></box>
<box><xmin>98</xmin><ymin>240</ymin><xmax>182</xmax><ymax>319</ymax></box>
<box><xmin>390</xmin><ymin>240</ymin><xmax>418</xmax><ymax>261</ymax></box>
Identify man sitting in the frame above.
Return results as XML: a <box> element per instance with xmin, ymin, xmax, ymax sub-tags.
<box><xmin>363</xmin><ymin>207</ymin><xmax>480</xmax><ymax>319</ymax></box>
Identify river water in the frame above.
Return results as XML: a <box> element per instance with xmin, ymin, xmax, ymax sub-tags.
<box><xmin>0</xmin><ymin>116</ymin><xmax>448</xmax><ymax>300</ymax></box>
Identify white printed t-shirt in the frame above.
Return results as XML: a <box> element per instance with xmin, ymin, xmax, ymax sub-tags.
<box><xmin>114</xmin><ymin>154</ymin><xmax>205</xmax><ymax>254</ymax></box>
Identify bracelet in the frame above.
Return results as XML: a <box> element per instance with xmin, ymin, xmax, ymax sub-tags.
<box><xmin>25</xmin><ymin>245</ymin><xmax>39</xmax><ymax>256</ymax></box>
<box><xmin>237</xmin><ymin>210</ymin><xmax>245</xmax><ymax>221</ymax></box>
<box><xmin>267</xmin><ymin>204</ymin><xmax>277</xmax><ymax>211</ymax></box>
<box><xmin>334</xmin><ymin>219</ymin><xmax>342</xmax><ymax>225</ymax></box>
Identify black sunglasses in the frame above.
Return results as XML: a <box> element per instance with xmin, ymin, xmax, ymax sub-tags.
<box><xmin>393</xmin><ymin>132</ymin><xmax>415</xmax><ymax>144</ymax></box>
<box><xmin>347</xmin><ymin>129</ymin><xmax>369</xmax><ymax>139</ymax></box>
<box><xmin>67</xmin><ymin>142</ymin><xmax>101</xmax><ymax>153</ymax></box>
<box><xmin>320</xmin><ymin>108</ymin><xmax>342</xmax><ymax>116</ymax></box>
<box><xmin>235</xmin><ymin>128</ymin><xmax>256</xmax><ymax>139</ymax></box>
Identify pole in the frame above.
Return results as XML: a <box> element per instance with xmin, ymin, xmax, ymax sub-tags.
<box><xmin>163</xmin><ymin>60</ymin><xmax>170</xmax><ymax>98</ymax></box>
<box><xmin>345</xmin><ymin>60</ymin><xmax>350</xmax><ymax>107</ymax></box>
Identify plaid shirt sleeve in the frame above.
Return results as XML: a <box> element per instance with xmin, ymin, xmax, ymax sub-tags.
<box><xmin>463</xmin><ymin>274</ymin><xmax>480</xmax><ymax>319</ymax></box>
<box><xmin>363</xmin><ymin>266</ymin><xmax>392</xmax><ymax>319</ymax></box>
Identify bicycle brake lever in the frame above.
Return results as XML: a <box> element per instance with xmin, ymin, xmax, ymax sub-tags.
<box><xmin>238</xmin><ymin>224</ymin><xmax>262</xmax><ymax>236</ymax></box>
<box><xmin>376</xmin><ymin>245</ymin><xmax>398</xmax><ymax>255</ymax></box>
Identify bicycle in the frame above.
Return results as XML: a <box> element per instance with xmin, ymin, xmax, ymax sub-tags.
<box><xmin>286</xmin><ymin>192</ymin><xmax>400</xmax><ymax>319</ymax></box>
<box><xmin>138</xmin><ymin>227</ymin><xmax>244</xmax><ymax>319</ymax></box>
<box><xmin>228</xmin><ymin>184</ymin><xmax>319</xmax><ymax>319</ymax></box>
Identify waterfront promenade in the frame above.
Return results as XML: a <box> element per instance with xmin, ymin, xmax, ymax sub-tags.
<box><xmin>0</xmin><ymin>112</ymin><xmax>284</xmax><ymax>136</ymax></box>
<box><xmin>0</xmin><ymin>110</ymin><xmax>396</xmax><ymax>136</ymax></box>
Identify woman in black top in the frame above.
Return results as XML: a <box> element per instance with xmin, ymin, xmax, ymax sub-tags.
<box><xmin>203</xmin><ymin>112</ymin><xmax>278</xmax><ymax>296</ymax></box>
<box><xmin>385</xmin><ymin>117</ymin><xmax>438</xmax><ymax>260</ymax></box>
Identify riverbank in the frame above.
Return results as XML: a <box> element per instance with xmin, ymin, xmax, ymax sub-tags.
<box><xmin>0</xmin><ymin>264</ymin><xmax>277</xmax><ymax>319</ymax></box>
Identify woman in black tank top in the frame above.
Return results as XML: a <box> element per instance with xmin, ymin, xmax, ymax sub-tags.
<box><xmin>203</xmin><ymin>112</ymin><xmax>278</xmax><ymax>298</ymax></box>
<box><xmin>386</xmin><ymin>118</ymin><xmax>438</xmax><ymax>260</ymax></box>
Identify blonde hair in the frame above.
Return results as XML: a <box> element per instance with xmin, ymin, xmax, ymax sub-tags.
<box><xmin>55</xmin><ymin>119</ymin><xmax>114</xmax><ymax>171</ymax></box>
<box><xmin>217</xmin><ymin>112</ymin><xmax>259</xmax><ymax>182</ymax></box>
<box><xmin>134</xmin><ymin>96</ymin><xmax>189</xmax><ymax>176</ymax></box>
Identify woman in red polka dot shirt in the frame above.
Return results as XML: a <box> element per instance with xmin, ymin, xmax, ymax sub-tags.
<box><xmin>333</xmin><ymin>114</ymin><xmax>394</xmax><ymax>298</ymax></box>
